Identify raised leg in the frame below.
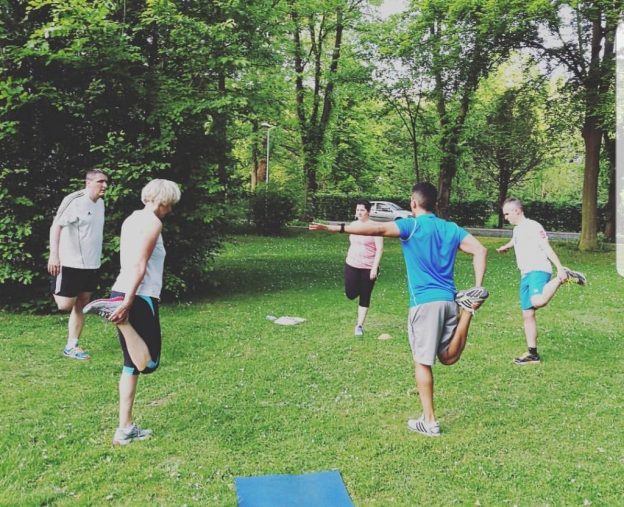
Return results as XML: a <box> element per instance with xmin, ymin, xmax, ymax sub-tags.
<box><xmin>438</xmin><ymin>310</ymin><xmax>473</xmax><ymax>365</ymax></box>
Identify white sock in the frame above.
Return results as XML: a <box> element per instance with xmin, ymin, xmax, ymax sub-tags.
<box><xmin>66</xmin><ymin>338</ymin><xmax>78</xmax><ymax>349</ymax></box>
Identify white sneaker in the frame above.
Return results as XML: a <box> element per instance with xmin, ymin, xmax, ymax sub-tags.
<box><xmin>354</xmin><ymin>325</ymin><xmax>364</xmax><ymax>337</ymax></box>
<box><xmin>407</xmin><ymin>416</ymin><xmax>441</xmax><ymax>437</ymax></box>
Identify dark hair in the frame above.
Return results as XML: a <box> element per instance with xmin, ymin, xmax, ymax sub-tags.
<box><xmin>411</xmin><ymin>182</ymin><xmax>437</xmax><ymax>211</ymax></box>
<box><xmin>355</xmin><ymin>199</ymin><xmax>371</xmax><ymax>212</ymax></box>
<box><xmin>86</xmin><ymin>168</ymin><xmax>107</xmax><ymax>180</ymax></box>
<box><xmin>503</xmin><ymin>197</ymin><xmax>523</xmax><ymax>210</ymax></box>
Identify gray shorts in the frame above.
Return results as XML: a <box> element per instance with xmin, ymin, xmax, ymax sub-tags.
<box><xmin>408</xmin><ymin>301</ymin><xmax>458</xmax><ymax>366</ymax></box>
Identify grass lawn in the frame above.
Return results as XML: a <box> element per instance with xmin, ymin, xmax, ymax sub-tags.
<box><xmin>1</xmin><ymin>230</ymin><xmax>622</xmax><ymax>506</ymax></box>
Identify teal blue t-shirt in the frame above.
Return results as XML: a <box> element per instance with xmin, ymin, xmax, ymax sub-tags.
<box><xmin>395</xmin><ymin>214</ymin><xmax>469</xmax><ymax>307</ymax></box>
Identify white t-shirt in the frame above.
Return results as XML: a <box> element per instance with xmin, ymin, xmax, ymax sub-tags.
<box><xmin>112</xmin><ymin>210</ymin><xmax>166</xmax><ymax>299</ymax></box>
<box><xmin>512</xmin><ymin>218</ymin><xmax>552</xmax><ymax>275</ymax></box>
<box><xmin>53</xmin><ymin>190</ymin><xmax>105</xmax><ymax>269</ymax></box>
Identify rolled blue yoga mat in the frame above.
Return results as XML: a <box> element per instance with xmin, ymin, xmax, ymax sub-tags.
<box><xmin>235</xmin><ymin>470</ymin><xmax>354</xmax><ymax>507</ymax></box>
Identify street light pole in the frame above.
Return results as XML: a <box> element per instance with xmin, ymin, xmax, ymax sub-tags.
<box><xmin>261</xmin><ymin>122</ymin><xmax>274</xmax><ymax>187</ymax></box>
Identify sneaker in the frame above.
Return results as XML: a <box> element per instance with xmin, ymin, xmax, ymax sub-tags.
<box><xmin>354</xmin><ymin>325</ymin><xmax>364</xmax><ymax>337</ymax></box>
<box><xmin>455</xmin><ymin>286</ymin><xmax>489</xmax><ymax>314</ymax></box>
<box><xmin>407</xmin><ymin>416</ymin><xmax>441</xmax><ymax>437</ymax></box>
<box><xmin>83</xmin><ymin>296</ymin><xmax>124</xmax><ymax>319</ymax></box>
<box><xmin>112</xmin><ymin>424</ymin><xmax>153</xmax><ymax>446</ymax></box>
<box><xmin>513</xmin><ymin>352</ymin><xmax>541</xmax><ymax>365</ymax></box>
<box><xmin>563</xmin><ymin>267</ymin><xmax>586</xmax><ymax>286</ymax></box>
<box><xmin>63</xmin><ymin>346</ymin><xmax>91</xmax><ymax>361</ymax></box>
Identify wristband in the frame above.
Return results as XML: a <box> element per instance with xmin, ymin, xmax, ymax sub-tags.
<box><xmin>339</xmin><ymin>223</ymin><xmax>345</xmax><ymax>233</ymax></box>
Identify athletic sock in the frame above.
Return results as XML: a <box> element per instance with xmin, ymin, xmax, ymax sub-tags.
<box><xmin>528</xmin><ymin>347</ymin><xmax>538</xmax><ymax>356</ymax></box>
<box><xmin>66</xmin><ymin>338</ymin><xmax>78</xmax><ymax>350</ymax></box>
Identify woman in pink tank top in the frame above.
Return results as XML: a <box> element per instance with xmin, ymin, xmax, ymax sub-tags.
<box><xmin>344</xmin><ymin>200</ymin><xmax>384</xmax><ymax>336</ymax></box>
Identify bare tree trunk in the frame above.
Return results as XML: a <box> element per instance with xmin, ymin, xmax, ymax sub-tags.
<box><xmin>579</xmin><ymin>18</ymin><xmax>605</xmax><ymax>251</ymax></box>
<box><xmin>579</xmin><ymin>117</ymin><xmax>601</xmax><ymax>250</ymax></box>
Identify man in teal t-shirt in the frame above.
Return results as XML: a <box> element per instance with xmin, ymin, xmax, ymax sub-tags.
<box><xmin>310</xmin><ymin>182</ymin><xmax>488</xmax><ymax>437</ymax></box>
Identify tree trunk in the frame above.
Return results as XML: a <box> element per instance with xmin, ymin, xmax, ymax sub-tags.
<box><xmin>497</xmin><ymin>177</ymin><xmax>510</xmax><ymax>229</ymax></box>
<box><xmin>578</xmin><ymin>18</ymin><xmax>605</xmax><ymax>251</ymax></box>
<box><xmin>579</xmin><ymin>117</ymin><xmax>601</xmax><ymax>250</ymax></box>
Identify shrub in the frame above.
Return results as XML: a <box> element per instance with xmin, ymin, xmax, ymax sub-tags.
<box><xmin>250</xmin><ymin>189</ymin><xmax>297</xmax><ymax>235</ymax></box>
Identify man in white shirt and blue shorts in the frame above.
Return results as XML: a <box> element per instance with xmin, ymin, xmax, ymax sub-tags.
<box><xmin>497</xmin><ymin>197</ymin><xmax>586</xmax><ymax>365</ymax></box>
<box><xmin>48</xmin><ymin>169</ymin><xmax>108</xmax><ymax>360</ymax></box>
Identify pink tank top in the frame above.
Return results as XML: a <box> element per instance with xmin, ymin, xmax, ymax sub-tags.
<box><xmin>345</xmin><ymin>226</ymin><xmax>378</xmax><ymax>269</ymax></box>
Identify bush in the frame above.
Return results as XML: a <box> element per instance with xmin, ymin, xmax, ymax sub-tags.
<box><xmin>250</xmin><ymin>189</ymin><xmax>297</xmax><ymax>235</ymax></box>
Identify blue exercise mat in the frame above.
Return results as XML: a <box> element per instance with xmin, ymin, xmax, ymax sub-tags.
<box><xmin>235</xmin><ymin>470</ymin><xmax>354</xmax><ymax>507</ymax></box>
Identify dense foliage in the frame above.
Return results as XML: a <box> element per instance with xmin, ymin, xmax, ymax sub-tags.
<box><xmin>250</xmin><ymin>188</ymin><xmax>298</xmax><ymax>235</ymax></box>
<box><xmin>0</xmin><ymin>0</ymin><xmax>619</xmax><ymax>306</ymax></box>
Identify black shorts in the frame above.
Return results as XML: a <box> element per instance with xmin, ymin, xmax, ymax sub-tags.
<box><xmin>50</xmin><ymin>266</ymin><xmax>100</xmax><ymax>297</ymax></box>
<box><xmin>112</xmin><ymin>291</ymin><xmax>161</xmax><ymax>375</ymax></box>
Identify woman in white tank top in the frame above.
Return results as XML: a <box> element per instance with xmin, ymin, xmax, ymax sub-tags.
<box><xmin>83</xmin><ymin>179</ymin><xmax>181</xmax><ymax>445</ymax></box>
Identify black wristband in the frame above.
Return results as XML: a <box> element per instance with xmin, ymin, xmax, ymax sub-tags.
<box><xmin>339</xmin><ymin>223</ymin><xmax>346</xmax><ymax>233</ymax></box>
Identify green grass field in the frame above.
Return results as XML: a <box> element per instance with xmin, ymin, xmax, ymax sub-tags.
<box><xmin>1</xmin><ymin>230</ymin><xmax>622</xmax><ymax>506</ymax></box>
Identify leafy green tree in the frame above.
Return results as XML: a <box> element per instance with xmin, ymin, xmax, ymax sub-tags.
<box><xmin>526</xmin><ymin>0</ymin><xmax>620</xmax><ymax>249</ymax></box>
<box><xmin>0</xmin><ymin>0</ymin><xmax>281</xmax><ymax>305</ymax></box>
<box><xmin>287</xmin><ymin>0</ymin><xmax>367</xmax><ymax>216</ymax></box>
<box><xmin>467</xmin><ymin>83</ymin><xmax>553</xmax><ymax>227</ymax></box>
<box><xmin>400</xmin><ymin>0</ymin><xmax>539</xmax><ymax>217</ymax></box>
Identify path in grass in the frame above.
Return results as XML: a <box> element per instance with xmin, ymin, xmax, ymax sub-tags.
<box><xmin>1</xmin><ymin>231</ymin><xmax>622</xmax><ymax>505</ymax></box>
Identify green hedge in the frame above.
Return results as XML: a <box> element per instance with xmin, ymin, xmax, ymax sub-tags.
<box><xmin>310</xmin><ymin>193</ymin><xmax>606</xmax><ymax>232</ymax></box>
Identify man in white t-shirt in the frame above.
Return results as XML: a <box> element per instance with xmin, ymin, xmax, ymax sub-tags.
<box><xmin>48</xmin><ymin>169</ymin><xmax>108</xmax><ymax>360</ymax></box>
<box><xmin>497</xmin><ymin>197</ymin><xmax>586</xmax><ymax>365</ymax></box>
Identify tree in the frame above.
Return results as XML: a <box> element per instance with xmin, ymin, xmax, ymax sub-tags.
<box><xmin>0</xmin><ymin>0</ymin><xmax>281</xmax><ymax>305</ymax></box>
<box><xmin>468</xmin><ymin>84</ymin><xmax>553</xmax><ymax>227</ymax></box>
<box><xmin>400</xmin><ymin>0</ymin><xmax>538</xmax><ymax>217</ymax></box>
<box><xmin>287</xmin><ymin>0</ymin><xmax>365</xmax><ymax>216</ymax></box>
<box><xmin>526</xmin><ymin>1</ymin><xmax>620</xmax><ymax>249</ymax></box>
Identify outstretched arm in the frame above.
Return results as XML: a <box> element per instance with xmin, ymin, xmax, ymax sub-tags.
<box><xmin>496</xmin><ymin>239</ymin><xmax>514</xmax><ymax>253</ymax></box>
<box><xmin>309</xmin><ymin>220</ymin><xmax>401</xmax><ymax>238</ymax></box>
<box><xmin>459</xmin><ymin>235</ymin><xmax>487</xmax><ymax>287</ymax></box>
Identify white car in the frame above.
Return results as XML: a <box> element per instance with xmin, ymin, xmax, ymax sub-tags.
<box><xmin>369</xmin><ymin>201</ymin><xmax>412</xmax><ymax>221</ymax></box>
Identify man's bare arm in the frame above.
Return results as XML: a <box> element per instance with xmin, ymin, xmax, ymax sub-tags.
<box><xmin>309</xmin><ymin>220</ymin><xmax>401</xmax><ymax>238</ymax></box>
<box><xmin>459</xmin><ymin>235</ymin><xmax>487</xmax><ymax>287</ymax></box>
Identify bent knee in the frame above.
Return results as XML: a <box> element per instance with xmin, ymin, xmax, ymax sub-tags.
<box><xmin>438</xmin><ymin>356</ymin><xmax>458</xmax><ymax>366</ymax></box>
<box><xmin>54</xmin><ymin>296</ymin><xmax>75</xmax><ymax>312</ymax></box>
<box><xmin>529</xmin><ymin>296</ymin><xmax>546</xmax><ymax>309</ymax></box>
<box><xmin>139</xmin><ymin>358</ymin><xmax>160</xmax><ymax>375</ymax></box>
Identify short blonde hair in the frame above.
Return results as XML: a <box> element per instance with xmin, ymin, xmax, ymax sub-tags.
<box><xmin>141</xmin><ymin>179</ymin><xmax>181</xmax><ymax>206</ymax></box>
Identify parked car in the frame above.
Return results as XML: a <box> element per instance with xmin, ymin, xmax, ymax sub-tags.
<box><xmin>369</xmin><ymin>201</ymin><xmax>412</xmax><ymax>221</ymax></box>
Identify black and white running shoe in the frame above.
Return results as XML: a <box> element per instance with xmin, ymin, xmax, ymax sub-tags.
<box><xmin>455</xmin><ymin>286</ymin><xmax>489</xmax><ymax>314</ymax></box>
<box><xmin>563</xmin><ymin>267</ymin><xmax>586</xmax><ymax>286</ymax></box>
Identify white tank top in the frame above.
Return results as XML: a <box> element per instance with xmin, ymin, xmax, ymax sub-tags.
<box><xmin>112</xmin><ymin>210</ymin><xmax>166</xmax><ymax>299</ymax></box>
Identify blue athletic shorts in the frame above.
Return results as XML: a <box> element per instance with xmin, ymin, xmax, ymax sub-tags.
<box><xmin>519</xmin><ymin>271</ymin><xmax>551</xmax><ymax>310</ymax></box>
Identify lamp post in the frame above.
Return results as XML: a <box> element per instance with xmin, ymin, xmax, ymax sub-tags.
<box><xmin>260</xmin><ymin>122</ymin><xmax>274</xmax><ymax>186</ymax></box>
